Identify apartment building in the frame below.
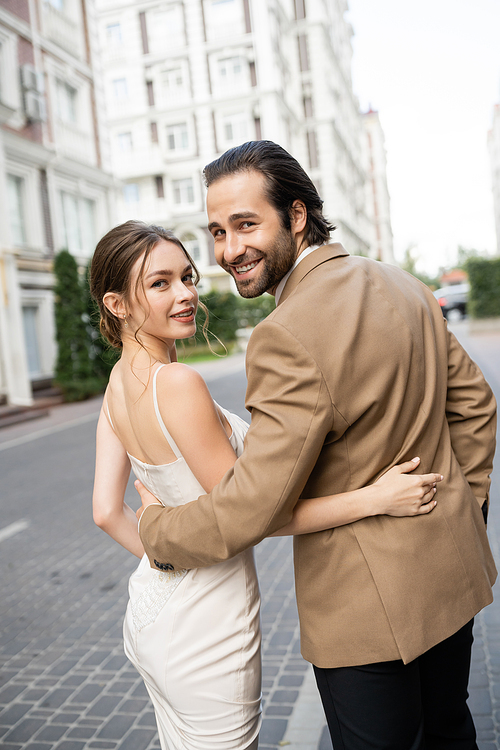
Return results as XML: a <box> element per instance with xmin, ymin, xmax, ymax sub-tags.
<box><xmin>0</xmin><ymin>0</ymin><xmax>115</xmax><ymax>406</ymax></box>
<box><xmin>362</xmin><ymin>108</ymin><xmax>395</xmax><ymax>264</ymax></box>
<box><xmin>488</xmin><ymin>102</ymin><xmax>500</xmax><ymax>255</ymax></box>
<box><xmin>96</xmin><ymin>0</ymin><xmax>382</xmax><ymax>290</ymax></box>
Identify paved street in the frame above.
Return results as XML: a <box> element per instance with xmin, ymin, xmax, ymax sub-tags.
<box><xmin>1</xmin><ymin>322</ymin><xmax>500</xmax><ymax>749</ymax></box>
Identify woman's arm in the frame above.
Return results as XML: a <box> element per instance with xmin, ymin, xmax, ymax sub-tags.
<box><xmin>271</xmin><ymin>459</ymin><xmax>441</xmax><ymax>536</ymax></box>
<box><xmin>136</xmin><ymin>374</ymin><xmax>441</xmax><ymax>537</ymax></box>
<box><xmin>93</xmin><ymin>406</ymin><xmax>144</xmax><ymax>558</ymax></box>
<box><xmin>152</xmin><ymin>364</ymin><xmax>240</xmax><ymax>493</ymax></box>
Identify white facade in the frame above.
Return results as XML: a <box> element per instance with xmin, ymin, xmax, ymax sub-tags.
<box><xmin>0</xmin><ymin>0</ymin><xmax>115</xmax><ymax>405</ymax></box>
<box><xmin>95</xmin><ymin>0</ymin><xmax>382</xmax><ymax>288</ymax></box>
<box><xmin>362</xmin><ymin>109</ymin><xmax>395</xmax><ymax>264</ymax></box>
<box><xmin>488</xmin><ymin>103</ymin><xmax>500</xmax><ymax>256</ymax></box>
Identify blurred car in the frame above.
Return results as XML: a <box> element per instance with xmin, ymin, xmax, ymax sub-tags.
<box><xmin>433</xmin><ymin>283</ymin><xmax>469</xmax><ymax>322</ymax></box>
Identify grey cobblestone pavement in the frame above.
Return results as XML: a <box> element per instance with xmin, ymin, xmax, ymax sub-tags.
<box><xmin>1</xmin><ymin>325</ymin><xmax>500</xmax><ymax>750</ymax></box>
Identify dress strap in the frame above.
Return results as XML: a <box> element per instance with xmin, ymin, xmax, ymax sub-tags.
<box><xmin>152</xmin><ymin>364</ymin><xmax>183</xmax><ymax>459</ymax></box>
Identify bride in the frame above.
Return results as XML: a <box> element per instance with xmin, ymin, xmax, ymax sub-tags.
<box><xmin>90</xmin><ymin>220</ymin><xmax>441</xmax><ymax>750</ymax></box>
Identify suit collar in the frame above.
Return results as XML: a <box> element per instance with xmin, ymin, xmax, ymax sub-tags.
<box><xmin>276</xmin><ymin>243</ymin><xmax>349</xmax><ymax>306</ymax></box>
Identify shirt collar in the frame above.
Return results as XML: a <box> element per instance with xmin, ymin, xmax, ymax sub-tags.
<box><xmin>274</xmin><ymin>245</ymin><xmax>321</xmax><ymax>305</ymax></box>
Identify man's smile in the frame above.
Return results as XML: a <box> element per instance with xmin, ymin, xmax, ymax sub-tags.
<box><xmin>234</xmin><ymin>259</ymin><xmax>261</xmax><ymax>275</ymax></box>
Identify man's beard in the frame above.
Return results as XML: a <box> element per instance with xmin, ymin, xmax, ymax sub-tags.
<box><xmin>226</xmin><ymin>226</ymin><xmax>297</xmax><ymax>299</ymax></box>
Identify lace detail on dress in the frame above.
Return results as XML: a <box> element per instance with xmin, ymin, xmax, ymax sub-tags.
<box><xmin>131</xmin><ymin>569</ymin><xmax>188</xmax><ymax>632</ymax></box>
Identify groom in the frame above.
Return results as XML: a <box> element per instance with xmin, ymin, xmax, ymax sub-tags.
<box><xmin>137</xmin><ymin>141</ymin><xmax>497</xmax><ymax>749</ymax></box>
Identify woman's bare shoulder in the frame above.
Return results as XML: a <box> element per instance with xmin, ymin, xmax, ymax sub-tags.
<box><xmin>156</xmin><ymin>362</ymin><xmax>207</xmax><ymax>391</ymax></box>
<box><xmin>155</xmin><ymin>362</ymin><xmax>213</xmax><ymax>413</ymax></box>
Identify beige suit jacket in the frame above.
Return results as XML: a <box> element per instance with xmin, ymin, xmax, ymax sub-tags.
<box><xmin>139</xmin><ymin>244</ymin><xmax>497</xmax><ymax>667</ymax></box>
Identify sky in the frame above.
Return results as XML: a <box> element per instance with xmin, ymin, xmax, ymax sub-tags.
<box><xmin>346</xmin><ymin>0</ymin><xmax>500</xmax><ymax>275</ymax></box>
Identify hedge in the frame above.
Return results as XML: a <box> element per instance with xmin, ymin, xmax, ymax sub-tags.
<box><xmin>465</xmin><ymin>257</ymin><xmax>500</xmax><ymax>319</ymax></box>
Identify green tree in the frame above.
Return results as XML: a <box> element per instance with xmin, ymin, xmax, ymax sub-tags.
<box><xmin>465</xmin><ymin>256</ymin><xmax>500</xmax><ymax>318</ymax></box>
<box><xmin>198</xmin><ymin>290</ymin><xmax>240</xmax><ymax>346</ymax></box>
<box><xmin>237</xmin><ymin>294</ymin><xmax>275</xmax><ymax>328</ymax></box>
<box><xmin>180</xmin><ymin>289</ymin><xmax>276</xmax><ymax>359</ymax></box>
<box><xmin>53</xmin><ymin>250</ymin><xmax>101</xmax><ymax>401</ymax></box>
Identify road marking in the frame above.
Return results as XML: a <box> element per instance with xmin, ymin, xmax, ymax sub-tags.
<box><xmin>0</xmin><ymin>412</ymin><xmax>100</xmax><ymax>453</ymax></box>
<box><xmin>0</xmin><ymin>519</ymin><xmax>29</xmax><ymax>543</ymax></box>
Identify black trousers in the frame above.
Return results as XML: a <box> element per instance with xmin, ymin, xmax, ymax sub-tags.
<box><xmin>314</xmin><ymin>619</ymin><xmax>477</xmax><ymax>750</ymax></box>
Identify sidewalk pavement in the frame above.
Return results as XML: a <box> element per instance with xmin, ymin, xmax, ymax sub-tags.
<box><xmin>1</xmin><ymin>332</ymin><xmax>500</xmax><ymax>750</ymax></box>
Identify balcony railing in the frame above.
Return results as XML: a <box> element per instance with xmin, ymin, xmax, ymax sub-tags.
<box><xmin>55</xmin><ymin>121</ymin><xmax>96</xmax><ymax>165</ymax></box>
<box><xmin>42</xmin><ymin>3</ymin><xmax>82</xmax><ymax>58</ymax></box>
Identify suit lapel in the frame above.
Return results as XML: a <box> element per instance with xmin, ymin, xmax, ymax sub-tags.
<box><xmin>277</xmin><ymin>243</ymin><xmax>349</xmax><ymax>306</ymax></box>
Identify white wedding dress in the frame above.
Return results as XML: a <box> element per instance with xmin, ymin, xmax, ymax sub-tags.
<box><xmin>122</xmin><ymin>365</ymin><xmax>262</xmax><ymax>749</ymax></box>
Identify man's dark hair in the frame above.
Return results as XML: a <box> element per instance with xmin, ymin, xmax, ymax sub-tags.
<box><xmin>203</xmin><ymin>141</ymin><xmax>335</xmax><ymax>247</ymax></box>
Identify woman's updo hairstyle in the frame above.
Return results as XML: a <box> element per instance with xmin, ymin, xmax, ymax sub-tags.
<box><xmin>90</xmin><ymin>220</ymin><xmax>200</xmax><ymax>348</ymax></box>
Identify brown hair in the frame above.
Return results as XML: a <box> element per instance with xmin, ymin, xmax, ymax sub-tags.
<box><xmin>90</xmin><ymin>220</ymin><xmax>201</xmax><ymax>349</ymax></box>
<box><xmin>203</xmin><ymin>140</ymin><xmax>335</xmax><ymax>247</ymax></box>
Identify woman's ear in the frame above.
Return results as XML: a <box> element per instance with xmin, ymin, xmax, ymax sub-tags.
<box><xmin>103</xmin><ymin>292</ymin><xmax>126</xmax><ymax>320</ymax></box>
<box><xmin>290</xmin><ymin>200</ymin><xmax>307</xmax><ymax>234</ymax></box>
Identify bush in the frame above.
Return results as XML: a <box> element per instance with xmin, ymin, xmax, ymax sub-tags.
<box><xmin>465</xmin><ymin>257</ymin><xmax>500</xmax><ymax>319</ymax></box>
<box><xmin>53</xmin><ymin>250</ymin><xmax>98</xmax><ymax>401</ymax></box>
<box><xmin>53</xmin><ymin>252</ymin><xmax>120</xmax><ymax>401</ymax></box>
<box><xmin>202</xmin><ymin>290</ymin><xmax>241</xmax><ymax>344</ymax></box>
<box><xmin>237</xmin><ymin>294</ymin><xmax>275</xmax><ymax>328</ymax></box>
<box><xmin>181</xmin><ymin>290</ymin><xmax>276</xmax><ymax>356</ymax></box>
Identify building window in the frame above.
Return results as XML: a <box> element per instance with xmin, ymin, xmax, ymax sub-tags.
<box><xmin>307</xmin><ymin>130</ymin><xmax>318</xmax><ymax>169</ymax></box>
<box><xmin>56</xmin><ymin>80</ymin><xmax>77</xmax><ymax>123</ymax></box>
<box><xmin>162</xmin><ymin>65</ymin><xmax>189</xmax><ymax>102</ymax></box>
<box><xmin>81</xmin><ymin>198</ymin><xmax>96</xmax><ymax>253</ymax></box>
<box><xmin>7</xmin><ymin>174</ymin><xmax>27</xmax><ymax>246</ymax></box>
<box><xmin>112</xmin><ymin>78</ymin><xmax>128</xmax><ymax>100</ymax></box>
<box><xmin>209</xmin><ymin>0</ymin><xmax>240</xmax><ymax>27</ymax></box>
<box><xmin>155</xmin><ymin>175</ymin><xmax>165</xmax><ymax>198</ymax></box>
<box><xmin>150</xmin><ymin>121</ymin><xmax>159</xmax><ymax>142</ymax></box>
<box><xmin>303</xmin><ymin>95</ymin><xmax>313</xmax><ymax>118</ymax></box>
<box><xmin>47</xmin><ymin>0</ymin><xmax>64</xmax><ymax>11</ymax></box>
<box><xmin>218</xmin><ymin>56</ymin><xmax>244</xmax><ymax>87</ymax></box>
<box><xmin>60</xmin><ymin>191</ymin><xmax>81</xmax><ymax>252</ymax></box>
<box><xmin>123</xmin><ymin>183</ymin><xmax>140</xmax><ymax>203</ymax></box>
<box><xmin>222</xmin><ymin>112</ymin><xmax>248</xmax><ymax>144</ymax></box>
<box><xmin>139</xmin><ymin>11</ymin><xmax>149</xmax><ymax>54</ymax></box>
<box><xmin>242</xmin><ymin>0</ymin><xmax>251</xmax><ymax>32</ymax></box>
<box><xmin>173</xmin><ymin>178</ymin><xmax>194</xmax><ymax>205</ymax></box>
<box><xmin>163</xmin><ymin>66</ymin><xmax>183</xmax><ymax>91</ymax></box>
<box><xmin>22</xmin><ymin>306</ymin><xmax>42</xmax><ymax>377</ymax></box>
<box><xmin>106</xmin><ymin>23</ymin><xmax>122</xmax><ymax>43</ymax></box>
<box><xmin>59</xmin><ymin>192</ymin><xmax>96</xmax><ymax>255</ymax></box>
<box><xmin>146</xmin><ymin>80</ymin><xmax>155</xmax><ymax>106</ymax></box>
<box><xmin>181</xmin><ymin>231</ymin><xmax>202</xmax><ymax>263</ymax></box>
<box><xmin>298</xmin><ymin>34</ymin><xmax>310</xmax><ymax>72</ymax></box>
<box><xmin>117</xmin><ymin>132</ymin><xmax>133</xmax><ymax>151</ymax></box>
<box><xmin>148</xmin><ymin>6</ymin><xmax>184</xmax><ymax>53</ymax></box>
<box><xmin>254</xmin><ymin>116</ymin><xmax>262</xmax><ymax>140</ymax></box>
<box><xmin>249</xmin><ymin>61</ymin><xmax>257</xmax><ymax>87</ymax></box>
<box><xmin>167</xmin><ymin>122</ymin><xmax>189</xmax><ymax>151</ymax></box>
<box><xmin>0</xmin><ymin>41</ymin><xmax>3</xmax><ymax>103</ymax></box>
<box><xmin>294</xmin><ymin>0</ymin><xmax>306</xmax><ymax>19</ymax></box>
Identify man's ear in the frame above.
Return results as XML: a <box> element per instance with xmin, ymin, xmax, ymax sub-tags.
<box><xmin>290</xmin><ymin>200</ymin><xmax>307</xmax><ymax>235</ymax></box>
<box><xmin>103</xmin><ymin>292</ymin><xmax>126</xmax><ymax>321</ymax></box>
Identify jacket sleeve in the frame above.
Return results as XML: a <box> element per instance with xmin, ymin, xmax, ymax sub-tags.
<box><xmin>445</xmin><ymin>325</ymin><xmax>497</xmax><ymax>517</ymax></box>
<box><xmin>139</xmin><ymin>320</ymin><xmax>334</xmax><ymax>571</ymax></box>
